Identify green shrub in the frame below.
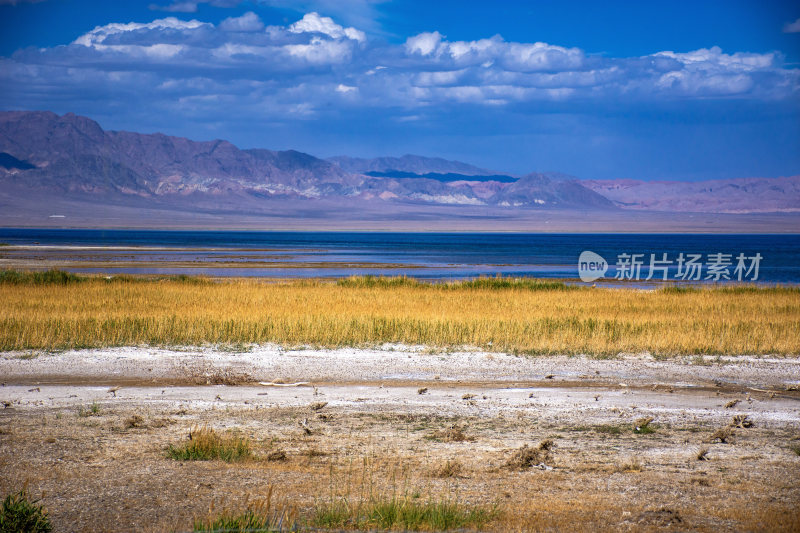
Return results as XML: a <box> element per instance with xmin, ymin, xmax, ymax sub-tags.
<box><xmin>0</xmin><ymin>490</ymin><xmax>52</xmax><ymax>533</ymax></box>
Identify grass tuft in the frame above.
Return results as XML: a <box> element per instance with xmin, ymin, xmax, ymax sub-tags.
<box><xmin>313</xmin><ymin>494</ymin><xmax>496</xmax><ymax>531</ymax></box>
<box><xmin>193</xmin><ymin>487</ymin><xmax>296</xmax><ymax>532</ymax></box>
<box><xmin>430</xmin><ymin>459</ymin><xmax>463</xmax><ymax>478</ymax></box>
<box><xmin>0</xmin><ymin>489</ymin><xmax>52</xmax><ymax>533</ymax></box>
<box><xmin>505</xmin><ymin>439</ymin><xmax>554</xmax><ymax>469</ymax></box>
<box><xmin>168</xmin><ymin>426</ymin><xmax>251</xmax><ymax>462</ymax></box>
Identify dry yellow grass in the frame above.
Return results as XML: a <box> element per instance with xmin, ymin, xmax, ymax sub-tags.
<box><xmin>0</xmin><ymin>275</ymin><xmax>798</xmax><ymax>355</ymax></box>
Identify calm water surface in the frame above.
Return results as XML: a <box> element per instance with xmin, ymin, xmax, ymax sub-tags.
<box><xmin>0</xmin><ymin>229</ymin><xmax>798</xmax><ymax>285</ymax></box>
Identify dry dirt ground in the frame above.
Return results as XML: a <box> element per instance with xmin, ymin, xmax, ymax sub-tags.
<box><xmin>1</xmin><ymin>346</ymin><xmax>799</xmax><ymax>532</ymax></box>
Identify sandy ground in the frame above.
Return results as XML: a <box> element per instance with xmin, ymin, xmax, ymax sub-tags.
<box><xmin>1</xmin><ymin>346</ymin><xmax>799</xmax><ymax>532</ymax></box>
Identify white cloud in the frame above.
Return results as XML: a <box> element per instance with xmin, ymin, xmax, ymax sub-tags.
<box><xmin>289</xmin><ymin>12</ymin><xmax>366</xmax><ymax>43</ymax></box>
<box><xmin>219</xmin><ymin>12</ymin><xmax>264</xmax><ymax>32</ymax></box>
<box><xmin>783</xmin><ymin>17</ymin><xmax>800</xmax><ymax>33</ymax></box>
<box><xmin>405</xmin><ymin>32</ymin><xmax>442</xmax><ymax>56</ymax></box>
<box><xmin>284</xmin><ymin>37</ymin><xmax>354</xmax><ymax>64</ymax></box>
<box><xmin>73</xmin><ymin>17</ymin><xmax>209</xmax><ymax>48</ymax></box>
<box><xmin>654</xmin><ymin>47</ymin><xmax>776</xmax><ymax>70</ymax></box>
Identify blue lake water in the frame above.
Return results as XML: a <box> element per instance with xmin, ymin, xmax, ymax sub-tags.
<box><xmin>0</xmin><ymin>229</ymin><xmax>798</xmax><ymax>285</ymax></box>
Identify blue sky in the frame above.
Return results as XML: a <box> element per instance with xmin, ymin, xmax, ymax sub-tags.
<box><xmin>1</xmin><ymin>0</ymin><xmax>798</xmax><ymax>180</ymax></box>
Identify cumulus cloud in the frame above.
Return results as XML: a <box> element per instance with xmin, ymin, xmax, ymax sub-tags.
<box><xmin>1</xmin><ymin>11</ymin><xmax>797</xmax><ymax>126</ymax></box>
<box><xmin>289</xmin><ymin>12</ymin><xmax>366</xmax><ymax>43</ymax></box>
<box><xmin>405</xmin><ymin>31</ymin><xmax>443</xmax><ymax>56</ymax></box>
<box><xmin>784</xmin><ymin>18</ymin><xmax>800</xmax><ymax>33</ymax></box>
<box><xmin>72</xmin><ymin>17</ymin><xmax>210</xmax><ymax>48</ymax></box>
<box><xmin>219</xmin><ymin>12</ymin><xmax>264</xmax><ymax>32</ymax></box>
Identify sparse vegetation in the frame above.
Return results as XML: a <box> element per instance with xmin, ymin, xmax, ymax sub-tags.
<box><xmin>125</xmin><ymin>414</ymin><xmax>144</xmax><ymax>428</ymax></box>
<box><xmin>505</xmin><ymin>440</ymin><xmax>554</xmax><ymax>469</ymax></box>
<box><xmin>265</xmin><ymin>450</ymin><xmax>287</xmax><ymax>462</ymax></box>
<box><xmin>312</xmin><ymin>494</ymin><xmax>496</xmax><ymax>531</ymax></box>
<box><xmin>0</xmin><ymin>272</ymin><xmax>797</xmax><ymax>355</ymax></box>
<box><xmin>0</xmin><ymin>489</ymin><xmax>52</xmax><ymax>533</ymax></box>
<box><xmin>168</xmin><ymin>426</ymin><xmax>251</xmax><ymax>462</ymax></box>
<box><xmin>78</xmin><ymin>401</ymin><xmax>101</xmax><ymax>417</ymax></box>
<box><xmin>617</xmin><ymin>457</ymin><xmax>643</xmax><ymax>472</ymax></box>
<box><xmin>427</xmin><ymin>425</ymin><xmax>473</xmax><ymax>443</ymax></box>
<box><xmin>634</xmin><ymin>417</ymin><xmax>656</xmax><ymax>434</ymax></box>
<box><xmin>193</xmin><ymin>488</ymin><xmax>296</xmax><ymax>532</ymax></box>
<box><xmin>594</xmin><ymin>424</ymin><xmax>624</xmax><ymax>435</ymax></box>
<box><xmin>710</xmin><ymin>427</ymin><xmax>733</xmax><ymax>443</ymax></box>
<box><xmin>430</xmin><ymin>459</ymin><xmax>463</xmax><ymax>478</ymax></box>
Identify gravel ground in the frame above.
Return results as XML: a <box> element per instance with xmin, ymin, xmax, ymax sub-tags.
<box><xmin>1</xmin><ymin>346</ymin><xmax>799</xmax><ymax>532</ymax></box>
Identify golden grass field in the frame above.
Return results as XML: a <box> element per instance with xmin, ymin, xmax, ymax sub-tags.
<box><xmin>1</xmin><ymin>272</ymin><xmax>798</xmax><ymax>355</ymax></box>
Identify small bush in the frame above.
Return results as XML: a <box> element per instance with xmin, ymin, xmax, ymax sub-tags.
<box><xmin>430</xmin><ymin>459</ymin><xmax>463</xmax><ymax>478</ymax></box>
<box><xmin>634</xmin><ymin>417</ymin><xmax>655</xmax><ymax>434</ymax></box>
<box><xmin>168</xmin><ymin>426</ymin><xmax>251</xmax><ymax>462</ymax></box>
<box><xmin>709</xmin><ymin>427</ymin><xmax>733</xmax><ymax>444</ymax></box>
<box><xmin>730</xmin><ymin>414</ymin><xmax>753</xmax><ymax>428</ymax></box>
<box><xmin>125</xmin><ymin>415</ymin><xmax>144</xmax><ymax>429</ymax></box>
<box><xmin>617</xmin><ymin>457</ymin><xmax>643</xmax><ymax>472</ymax></box>
<box><xmin>505</xmin><ymin>440</ymin><xmax>554</xmax><ymax>469</ymax></box>
<box><xmin>0</xmin><ymin>489</ymin><xmax>52</xmax><ymax>533</ymax></box>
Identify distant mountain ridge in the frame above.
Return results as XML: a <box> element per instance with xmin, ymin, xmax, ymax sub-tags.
<box><xmin>0</xmin><ymin>110</ymin><xmax>611</xmax><ymax>210</ymax></box>
<box><xmin>0</xmin><ymin>110</ymin><xmax>797</xmax><ymax>217</ymax></box>
<box><xmin>583</xmin><ymin>177</ymin><xmax>800</xmax><ymax>214</ymax></box>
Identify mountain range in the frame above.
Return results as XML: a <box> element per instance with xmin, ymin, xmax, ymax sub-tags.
<box><xmin>0</xmin><ymin>111</ymin><xmax>798</xmax><ymax>231</ymax></box>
